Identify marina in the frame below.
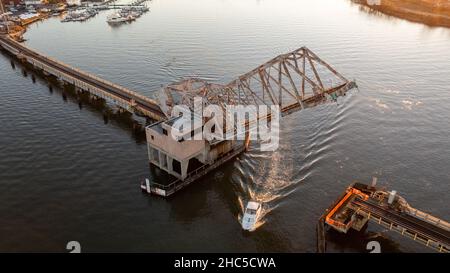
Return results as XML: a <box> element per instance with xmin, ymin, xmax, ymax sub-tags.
<box><xmin>0</xmin><ymin>0</ymin><xmax>151</xmax><ymax>28</ymax></box>
<box><xmin>62</xmin><ymin>1</ymin><xmax>150</xmax><ymax>23</ymax></box>
<box><xmin>61</xmin><ymin>8</ymin><xmax>98</xmax><ymax>23</ymax></box>
<box><xmin>107</xmin><ymin>5</ymin><xmax>149</xmax><ymax>24</ymax></box>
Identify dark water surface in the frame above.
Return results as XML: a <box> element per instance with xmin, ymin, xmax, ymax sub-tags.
<box><xmin>0</xmin><ymin>0</ymin><xmax>449</xmax><ymax>252</ymax></box>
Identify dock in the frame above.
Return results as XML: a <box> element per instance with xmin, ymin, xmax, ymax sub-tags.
<box><xmin>19</xmin><ymin>13</ymin><xmax>48</xmax><ymax>27</ymax></box>
<box><xmin>319</xmin><ymin>182</ymin><xmax>450</xmax><ymax>253</ymax></box>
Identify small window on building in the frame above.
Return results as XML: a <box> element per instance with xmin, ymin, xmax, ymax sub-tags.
<box><xmin>151</xmin><ymin>135</ymin><xmax>154</xmax><ymax>140</ymax></box>
<box><xmin>161</xmin><ymin>152</ymin><xmax>167</xmax><ymax>169</ymax></box>
<box><xmin>162</xmin><ymin>129</ymin><xmax>168</xmax><ymax>135</ymax></box>
<box><xmin>150</xmin><ymin>147</ymin><xmax>159</xmax><ymax>162</ymax></box>
<box><xmin>179</xmin><ymin>138</ymin><xmax>185</xmax><ymax>143</ymax></box>
<box><xmin>211</xmin><ymin>124</ymin><xmax>216</xmax><ymax>133</ymax></box>
<box><xmin>172</xmin><ymin>159</ymin><xmax>181</xmax><ymax>175</ymax></box>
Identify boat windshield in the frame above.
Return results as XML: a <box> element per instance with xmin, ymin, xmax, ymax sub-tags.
<box><xmin>246</xmin><ymin>208</ymin><xmax>257</xmax><ymax>215</ymax></box>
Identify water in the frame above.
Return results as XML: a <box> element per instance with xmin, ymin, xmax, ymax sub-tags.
<box><xmin>0</xmin><ymin>0</ymin><xmax>449</xmax><ymax>252</ymax></box>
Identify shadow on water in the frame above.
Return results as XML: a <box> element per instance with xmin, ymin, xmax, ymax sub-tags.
<box><xmin>326</xmin><ymin>225</ymin><xmax>403</xmax><ymax>253</ymax></box>
<box><xmin>350</xmin><ymin>0</ymin><xmax>450</xmax><ymax>30</ymax></box>
<box><xmin>158</xmin><ymin>157</ymin><xmax>238</xmax><ymax>220</ymax></box>
<box><xmin>159</xmin><ymin>159</ymin><xmax>240</xmax><ymax>221</ymax></box>
<box><xmin>1</xmin><ymin>49</ymin><xmax>151</xmax><ymax>144</ymax></box>
<box><xmin>160</xmin><ymin>155</ymin><xmax>295</xmax><ymax>251</ymax></box>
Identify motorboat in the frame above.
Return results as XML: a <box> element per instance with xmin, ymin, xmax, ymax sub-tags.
<box><xmin>61</xmin><ymin>8</ymin><xmax>97</xmax><ymax>22</ymax></box>
<box><xmin>241</xmin><ymin>201</ymin><xmax>263</xmax><ymax>231</ymax></box>
<box><xmin>93</xmin><ymin>4</ymin><xmax>109</xmax><ymax>10</ymax></box>
<box><xmin>107</xmin><ymin>13</ymin><xmax>128</xmax><ymax>24</ymax></box>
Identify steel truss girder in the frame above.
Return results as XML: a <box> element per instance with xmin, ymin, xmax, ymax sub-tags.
<box><xmin>159</xmin><ymin>47</ymin><xmax>355</xmax><ymax>118</ymax></box>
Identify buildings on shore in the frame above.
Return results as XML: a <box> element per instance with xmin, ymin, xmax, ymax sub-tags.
<box><xmin>0</xmin><ymin>0</ymin><xmax>67</xmax><ymax>35</ymax></box>
<box><xmin>1</xmin><ymin>0</ymin><xmax>76</xmax><ymax>8</ymax></box>
<box><xmin>2</xmin><ymin>0</ymin><xmax>22</xmax><ymax>6</ymax></box>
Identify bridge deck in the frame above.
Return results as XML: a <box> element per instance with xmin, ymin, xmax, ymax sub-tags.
<box><xmin>353</xmin><ymin>199</ymin><xmax>450</xmax><ymax>252</ymax></box>
<box><xmin>0</xmin><ymin>35</ymin><xmax>165</xmax><ymax>121</ymax></box>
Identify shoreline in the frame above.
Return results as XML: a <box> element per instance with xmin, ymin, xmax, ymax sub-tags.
<box><xmin>352</xmin><ymin>0</ymin><xmax>450</xmax><ymax>28</ymax></box>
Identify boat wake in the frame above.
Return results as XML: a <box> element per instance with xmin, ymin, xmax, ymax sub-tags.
<box><xmin>233</xmin><ymin>94</ymin><xmax>356</xmax><ymax>231</ymax></box>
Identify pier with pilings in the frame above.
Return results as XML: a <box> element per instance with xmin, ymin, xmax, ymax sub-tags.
<box><xmin>318</xmin><ymin>181</ymin><xmax>450</xmax><ymax>253</ymax></box>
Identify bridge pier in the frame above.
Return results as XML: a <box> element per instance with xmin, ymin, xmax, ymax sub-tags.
<box><xmin>321</xmin><ymin>182</ymin><xmax>450</xmax><ymax>253</ymax></box>
<box><xmin>62</xmin><ymin>92</ymin><xmax>67</xmax><ymax>102</ymax></box>
<box><xmin>116</xmin><ymin>107</ymin><xmax>127</xmax><ymax>115</ymax></box>
<box><xmin>16</xmin><ymin>53</ymin><xmax>26</xmax><ymax>62</ymax></box>
<box><xmin>58</xmin><ymin>77</ymin><xmax>66</xmax><ymax>86</ymax></box>
<box><xmin>317</xmin><ymin>217</ymin><xmax>327</xmax><ymax>253</ymax></box>
<box><xmin>132</xmin><ymin>122</ymin><xmax>142</xmax><ymax>131</ymax></box>
<box><xmin>103</xmin><ymin>114</ymin><xmax>109</xmax><ymax>124</ymax></box>
<box><xmin>75</xmin><ymin>87</ymin><xmax>83</xmax><ymax>95</ymax></box>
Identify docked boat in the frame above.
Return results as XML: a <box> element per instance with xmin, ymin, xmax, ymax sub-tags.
<box><xmin>93</xmin><ymin>4</ymin><xmax>109</xmax><ymax>10</ymax></box>
<box><xmin>241</xmin><ymin>201</ymin><xmax>263</xmax><ymax>231</ymax></box>
<box><xmin>127</xmin><ymin>14</ymin><xmax>136</xmax><ymax>21</ymax></box>
<box><xmin>61</xmin><ymin>8</ymin><xmax>98</xmax><ymax>23</ymax></box>
<box><xmin>108</xmin><ymin>5</ymin><xmax>148</xmax><ymax>25</ymax></box>
<box><xmin>107</xmin><ymin>13</ymin><xmax>128</xmax><ymax>24</ymax></box>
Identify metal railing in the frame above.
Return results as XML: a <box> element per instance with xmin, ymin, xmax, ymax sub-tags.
<box><xmin>150</xmin><ymin>146</ymin><xmax>245</xmax><ymax>192</ymax></box>
<box><xmin>357</xmin><ymin>208</ymin><xmax>449</xmax><ymax>253</ymax></box>
<box><xmin>406</xmin><ymin>206</ymin><xmax>450</xmax><ymax>232</ymax></box>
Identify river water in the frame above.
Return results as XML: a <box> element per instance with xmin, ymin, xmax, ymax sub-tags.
<box><xmin>0</xmin><ymin>0</ymin><xmax>449</xmax><ymax>252</ymax></box>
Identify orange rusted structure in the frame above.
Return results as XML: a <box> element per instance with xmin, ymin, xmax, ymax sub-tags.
<box><xmin>325</xmin><ymin>187</ymin><xmax>368</xmax><ymax>229</ymax></box>
<box><xmin>320</xmin><ymin>182</ymin><xmax>450</xmax><ymax>253</ymax></box>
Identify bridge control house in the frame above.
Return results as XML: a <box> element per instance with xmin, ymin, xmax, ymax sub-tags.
<box><xmin>146</xmin><ymin>115</ymin><xmax>239</xmax><ymax>187</ymax></box>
